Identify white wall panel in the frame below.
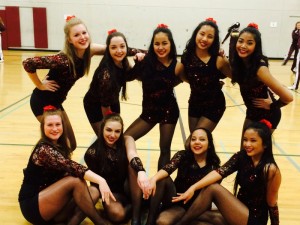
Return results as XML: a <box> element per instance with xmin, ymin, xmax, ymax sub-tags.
<box><xmin>0</xmin><ymin>0</ymin><xmax>300</xmax><ymax>57</ymax></box>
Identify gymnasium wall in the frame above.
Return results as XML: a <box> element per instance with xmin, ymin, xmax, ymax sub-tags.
<box><xmin>0</xmin><ymin>0</ymin><xmax>300</xmax><ymax>58</ymax></box>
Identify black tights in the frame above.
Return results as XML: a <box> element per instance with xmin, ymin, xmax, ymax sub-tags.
<box><xmin>124</xmin><ymin>118</ymin><xmax>176</xmax><ymax>170</ymax></box>
<box><xmin>174</xmin><ymin>183</ymin><xmax>249</xmax><ymax>225</ymax></box>
<box><xmin>146</xmin><ymin>177</ymin><xmax>176</xmax><ymax>225</ymax></box>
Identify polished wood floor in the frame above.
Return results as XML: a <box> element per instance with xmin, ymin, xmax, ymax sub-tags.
<box><xmin>0</xmin><ymin>50</ymin><xmax>299</xmax><ymax>225</ymax></box>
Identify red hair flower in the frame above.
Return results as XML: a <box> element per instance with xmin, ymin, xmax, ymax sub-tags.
<box><xmin>206</xmin><ymin>17</ymin><xmax>217</xmax><ymax>24</ymax></box>
<box><xmin>105</xmin><ymin>110</ymin><xmax>113</xmax><ymax>116</ymax></box>
<box><xmin>260</xmin><ymin>119</ymin><xmax>272</xmax><ymax>129</ymax></box>
<box><xmin>157</xmin><ymin>23</ymin><xmax>168</xmax><ymax>29</ymax></box>
<box><xmin>248</xmin><ymin>22</ymin><xmax>259</xmax><ymax>30</ymax></box>
<box><xmin>43</xmin><ymin>105</ymin><xmax>57</xmax><ymax>112</ymax></box>
<box><xmin>108</xmin><ymin>29</ymin><xmax>117</xmax><ymax>35</ymax></box>
<box><xmin>66</xmin><ymin>15</ymin><xmax>75</xmax><ymax>22</ymax></box>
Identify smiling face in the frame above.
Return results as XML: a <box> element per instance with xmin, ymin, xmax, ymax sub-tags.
<box><xmin>195</xmin><ymin>25</ymin><xmax>215</xmax><ymax>51</ymax></box>
<box><xmin>68</xmin><ymin>23</ymin><xmax>90</xmax><ymax>56</ymax></box>
<box><xmin>243</xmin><ymin>128</ymin><xmax>264</xmax><ymax>160</ymax></box>
<box><xmin>153</xmin><ymin>32</ymin><xmax>171</xmax><ymax>61</ymax></box>
<box><xmin>109</xmin><ymin>36</ymin><xmax>127</xmax><ymax>66</ymax></box>
<box><xmin>103</xmin><ymin>120</ymin><xmax>122</xmax><ymax>147</ymax></box>
<box><xmin>44</xmin><ymin>115</ymin><xmax>63</xmax><ymax>144</ymax></box>
<box><xmin>236</xmin><ymin>32</ymin><xmax>256</xmax><ymax>59</ymax></box>
<box><xmin>190</xmin><ymin>129</ymin><xmax>209</xmax><ymax>156</ymax></box>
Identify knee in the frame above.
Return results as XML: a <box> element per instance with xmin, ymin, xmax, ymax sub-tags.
<box><xmin>156</xmin><ymin>216</ymin><xmax>169</xmax><ymax>225</ymax></box>
<box><xmin>107</xmin><ymin>207</ymin><xmax>127</xmax><ymax>223</ymax></box>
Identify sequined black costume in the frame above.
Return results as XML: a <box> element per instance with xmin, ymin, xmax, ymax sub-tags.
<box><xmin>238</xmin><ymin>61</ymin><xmax>281</xmax><ymax>128</ymax></box>
<box><xmin>83</xmin><ymin>65</ymin><xmax>126</xmax><ymax>123</ymax></box>
<box><xmin>129</xmin><ymin>56</ymin><xmax>181</xmax><ymax>124</ymax></box>
<box><xmin>181</xmin><ymin>53</ymin><xmax>226</xmax><ymax>123</ymax></box>
<box><xmin>18</xmin><ymin>141</ymin><xmax>88</xmax><ymax>225</ymax></box>
<box><xmin>84</xmin><ymin>139</ymin><xmax>128</xmax><ymax>193</ymax></box>
<box><xmin>163</xmin><ymin>150</ymin><xmax>219</xmax><ymax>209</ymax></box>
<box><xmin>216</xmin><ymin>150</ymin><xmax>270</xmax><ymax>224</ymax></box>
<box><xmin>23</xmin><ymin>53</ymin><xmax>85</xmax><ymax>116</ymax></box>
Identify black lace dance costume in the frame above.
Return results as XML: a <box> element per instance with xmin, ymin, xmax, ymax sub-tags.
<box><xmin>181</xmin><ymin>53</ymin><xmax>226</xmax><ymax>123</ymax></box>
<box><xmin>23</xmin><ymin>53</ymin><xmax>85</xmax><ymax>116</ymax></box>
<box><xmin>83</xmin><ymin>65</ymin><xmax>126</xmax><ymax>123</ymax></box>
<box><xmin>216</xmin><ymin>150</ymin><xmax>270</xmax><ymax>225</ymax></box>
<box><xmin>238</xmin><ymin>61</ymin><xmax>281</xmax><ymax>128</ymax></box>
<box><xmin>163</xmin><ymin>150</ymin><xmax>219</xmax><ymax>209</ymax></box>
<box><xmin>18</xmin><ymin>141</ymin><xmax>88</xmax><ymax>224</ymax></box>
<box><xmin>129</xmin><ymin>57</ymin><xmax>181</xmax><ymax>124</ymax></box>
<box><xmin>84</xmin><ymin>140</ymin><xmax>128</xmax><ymax>193</ymax></box>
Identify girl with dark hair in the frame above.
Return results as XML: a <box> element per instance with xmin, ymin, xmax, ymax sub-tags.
<box><xmin>231</xmin><ymin>23</ymin><xmax>293</xmax><ymax>134</ymax></box>
<box><xmin>84</xmin><ymin>113</ymin><xmax>150</xmax><ymax>225</ymax></box>
<box><xmin>84</xmin><ymin>30</ymin><xmax>132</xmax><ymax>135</ymax></box>
<box><xmin>145</xmin><ymin>128</ymin><xmax>226</xmax><ymax>225</ymax></box>
<box><xmin>23</xmin><ymin>16</ymin><xmax>107</xmax><ymax>151</ymax></box>
<box><xmin>18</xmin><ymin>106</ymin><xmax>113</xmax><ymax>225</ymax></box>
<box><xmin>181</xmin><ymin>18</ymin><xmax>232</xmax><ymax>133</ymax></box>
<box><xmin>124</xmin><ymin>24</ymin><xmax>185</xmax><ymax>170</ymax></box>
<box><xmin>172</xmin><ymin>120</ymin><xmax>281</xmax><ymax>225</ymax></box>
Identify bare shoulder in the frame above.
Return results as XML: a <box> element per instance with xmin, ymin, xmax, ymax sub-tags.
<box><xmin>265</xmin><ymin>163</ymin><xmax>281</xmax><ymax>180</ymax></box>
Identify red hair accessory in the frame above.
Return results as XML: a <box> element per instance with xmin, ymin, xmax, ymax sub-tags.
<box><xmin>206</xmin><ymin>17</ymin><xmax>217</xmax><ymax>24</ymax></box>
<box><xmin>248</xmin><ymin>23</ymin><xmax>259</xmax><ymax>30</ymax></box>
<box><xmin>43</xmin><ymin>105</ymin><xmax>57</xmax><ymax>112</ymax></box>
<box><xmin>157</xmin><ymin>23</ymin><xmax>168</xmax><ymax>29</ymax></box>
<box><xmin>108</xmin><ymin>29</ymin><xmax>117</xmax><ymax>35</ymax></box>
<box><xmin>66</xmin><ymin>15</ymin><xmax>75</xmax><ymax>22</ymax></box>
<box><xmin>105</xmin><ymin>110</ymin><xmax>113</xmax><ymax>116</ymax></box>
<box><xmin>260</xmin><ymin>119</ymin><xmax>272</xmax><ymax>129</ymax></box>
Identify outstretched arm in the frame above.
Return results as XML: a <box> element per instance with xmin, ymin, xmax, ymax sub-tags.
<box><xmin>90</xmin><ymin>43</ymin><xmax>107</xmax><ymax>56</ymax></box>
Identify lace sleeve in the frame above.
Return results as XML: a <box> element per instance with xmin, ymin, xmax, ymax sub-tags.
<box><xmin>84</xmin><ymin>145</ymin><xmax>98</xmax><ymax>173</ymax></box>
<box><xmin>216</xmin><ymin>152</ymin><xmax>240</xmax><ymax>178</ymax></box>
<box><xmin>97</xmin><ymin>68</ymin><xmax>118</xmax><ymax>106</ymax></box>
<box><xmin>268</xmin><ymin>204</ymin><xmax>279</xmax><ymax>225</ymax></box>
<box><xmin>33</xmin><ymin>144</ymin><xmax>88</xmax><ymax>179</ymax></box>
<box><xmin>126</xmin><ymin>60</ymin><xmax>144</xmax><ymax>82</ymax></box>
<box><xmin>22</xmin><ymin>53</ymin><xmax>69</xmax><ymax>73</ymax></box>
<box><xmin>162</xmin><ymin>150</ymin><xmax>185</xmax><ymax>175</ymax></box>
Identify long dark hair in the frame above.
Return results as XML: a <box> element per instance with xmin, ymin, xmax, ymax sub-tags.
<box><xmin>182</xmin><ymin>20</ymin><xmax>220</xmax><ymax>62</ymax></box>
<box><xmin>95</xmin><ymin>113</ymin><xmax>127</xmax><ymax>176</ymax></box>
<box><xmin>143</xmin><ymin>26</ymin><xmax>177</xmax><ymax>78</ymax></box>
<box><xmin>187</xmin><ymin>127</ymin><xmax>221</xmax><ymax>168</ymax></box>
<box><xmin>233</xmin><ymin>121</ymin><xmax>278</xmax><ymax>195</ymax></box>
<box><xmin>231</xmin><ymin>26</ymin><xmax>269</xmax><ymax>85</ymax></box>
<box><xmin>39</xmin><ymin>108</ymin><xmax>72</xmax><ymax>158</ymax></box>
<box><xmin>93</xmin><ymin>31</ymin><xmax>130</xmax><ymax>100</ymax></box>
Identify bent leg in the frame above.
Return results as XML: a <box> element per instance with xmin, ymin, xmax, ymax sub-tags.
<box><xmin>175</xmin><ymin>183</ymin><xmax>248</xmax><ymax>225</ymax></box>
<box><xmin>156</xmin><ymin>206</ymin><xmax>185</xmax><ymax>225</ymax></box>
<box><xmin>39</xmin><ymin>176</ymin><xmax>105</xmax><ymax>225</ymax></box>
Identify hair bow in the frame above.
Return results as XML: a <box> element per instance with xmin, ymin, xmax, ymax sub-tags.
<box><xmin>108</xmin><ymin>29</ymin><xmax>117</xmax><ymax>35</ymax></box>
<box><xmin>157</xmin><ymin>23</ymin><xmax>168</xmax><ymax>29</ymax></box>
<box><xmin>66</xmin><ymin>15</ymin><xmax>75</xmax><ymax>22</ymax></box>
<box><xmin>43</xmin><ymin>105</ymin><xmax>57</xmax><ymax>112</ymax></box>
<box><xmin>259</xmin><ymin>119</ymin><xmax>272</xmax><ymax>129</ymax></box>
<box><xmin>206</xmin><ymin>17</ymin><xmax>217</xmax><ymax>24</ymax></box>
<box><xmin>248</xmin><ymin>22</ymin><xmax>259</xmax><ymax>30</ymax></box>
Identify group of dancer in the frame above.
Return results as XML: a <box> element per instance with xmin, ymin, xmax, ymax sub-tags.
<box><xmin>18</xmin><ymin>15</ymin><xmax>293</xmax><ymax>225</ymax></box>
